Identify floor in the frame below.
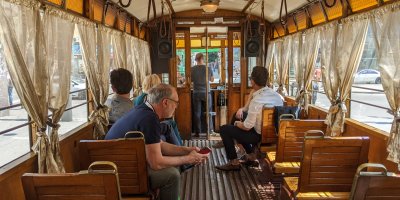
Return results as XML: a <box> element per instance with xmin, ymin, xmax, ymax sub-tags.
<box><xmin>181</xmin><ymin>140</ymin><xmax>279</xmax><ymax>200</ymax></box>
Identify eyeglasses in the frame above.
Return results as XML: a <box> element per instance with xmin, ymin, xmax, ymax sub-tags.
<box><xmin>165</xmin><ymin>98</ymin><xmax>179</xmax><ymax>106</ymax></box>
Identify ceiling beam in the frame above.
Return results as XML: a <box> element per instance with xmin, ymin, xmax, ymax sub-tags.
<box><xmin>165</xmin><ymin>0</ymin><xmax>175</xmax><ymax>14</ymax></box>
<box><xmin>241</xmin><ymin>0</ymin><xmax>255</xmax><ymax>13</ymax></box>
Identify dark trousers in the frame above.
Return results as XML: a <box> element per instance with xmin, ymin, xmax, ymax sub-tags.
<box><xmin>219</xmin><ymin>124</ymin><xmax>261</xmax><ymax>160</ymax></box>
<box><xmin>193</xmin><ymin>92</ymin><xmax>213</xmax><ymax>133</ymax></box>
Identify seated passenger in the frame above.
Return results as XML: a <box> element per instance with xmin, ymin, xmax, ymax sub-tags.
<box><xmin>134</xmin><ymin>74</ymin><xmax>161</xmax><ymax>106</ymax></box>
<box><xmin>105</xmin><ymin>68</ymin><xmax>134</xmax><ymax>124</ymax></box>
<box><xmin>106</xmin><ymin>83</ymin><xmax>209</xmax><ymax>200</ymax></box>
<box><xmin>216</xmin><ymin>66</ymin><xmax>284</xmax><ymax>171</ymax></box>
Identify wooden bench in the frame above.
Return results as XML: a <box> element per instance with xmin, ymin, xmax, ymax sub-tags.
<box><xmin>260</xmin><ymin>107</ymin><xmax>276</xmax><ymax>146</ymax></box>
<box><xmin>280</xmin><ymin>135</ymin><xmax>370</xmax><ymax>200</ymax></box>
<box><xmin>350</xmin><ymin>163</ymin><xmax>400</xmax><ymax>199</ymax></box>
<box><xmin>22</xmin><ymin>161</ymin><xmax>123</xmax><ymax>200</ymax></box>
<box><xmin>79</xmin><ymin>132</ymin><xmax>149</xmax><ymax>198</ymax></box>
<box><xmin>265</xmin><ymin>120</ymin><xmax>326</xmax><ymax>175</ymax></box>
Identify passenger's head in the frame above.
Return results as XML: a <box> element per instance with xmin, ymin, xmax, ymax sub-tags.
<box><xmin>142</xmin><ymin>74</ymin><xmax>161</xmax><ymax>93</ymax></box>
<box><xmin>147</xmin><ymin>83</ymin><xmax>179</xmax><ymax>118</ymax></box>
<box><xmin>250</xmin><ymin>66</ymin><xmax>268</xmax><ymax>87</ymax></box>
<box><xmin>195</xmin><ymin>53</ymin><xmax>204</xmax><ymax>63</ymax></box>
<box><xmin>110</xmin><ymin>68</ymin><xmax>133</xmax><ymax>95</ymax></box>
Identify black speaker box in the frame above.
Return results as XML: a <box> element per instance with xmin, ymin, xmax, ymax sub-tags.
<box><xmin>150</xmin><ymin>22</ymin><xmax>172</xmax><ymax>74</ymax></box>
<box><xmin>245</xmin><ymin>20</ymin><xmax>261</xmax><ymax>57</ymax></box>
<box><xmin>158</xmin><ymin>38</ymin><xmax>172</xmax><ymax>58</ymax></box>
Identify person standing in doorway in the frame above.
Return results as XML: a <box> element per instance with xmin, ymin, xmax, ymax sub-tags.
<box><xmin>191</xmin><ymin>53</ymin><xmax>214</xmax><ymax>137</ymax></box>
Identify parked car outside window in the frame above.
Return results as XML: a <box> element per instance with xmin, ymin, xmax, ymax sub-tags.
<box><xmin>354</xmin><ymin>69</ymin><xmax>381</xmax><ymax>84</ymax></box>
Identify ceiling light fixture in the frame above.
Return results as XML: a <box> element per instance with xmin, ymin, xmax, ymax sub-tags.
<box><xmin>200</xmin><ymin>0</ymin><xmax>219</xmax><ymax>13</ymax></box>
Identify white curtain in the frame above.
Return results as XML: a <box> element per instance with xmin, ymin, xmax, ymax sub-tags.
<box><xmin>111</xmin><ymin>30</ymin><xmax>126</xmax><ymax>69</ymax></box>
<box><xmin>79</xmin><ymin>24</ymin><xmax>110</xmax><ymax>139</ymax></box>
<box><xmin>265</xmin><ymin>41</ymin><xmax>275</xmax><ymax>86</ymax></box>
<box><xmin>43</xmin><ymin>7</ymin><xmax>75</xmax><ymax>173</ymax></box>
<box><xmin>276</xmin><ymin>36</ymin><xmax>291</xmax><ymax>96</ymax></box>
<box><xmin>291</xmin><ymin>33</ymin><xmax>302</xmax><ymax>95</ymax></box>
<box><xmin>370</xmin><ymin>2</ymin><xmax>400</xmax><ymax>169</ymax></box>
<box><xmin>296</xmin><ymin>30</ymin><xmax>320</xmax><ymax>113</ymax></box>
<box><xmin>321</xmin><ymin>15</ymin><xmax>369</xmax><ymax>136</ymax></box>
<box><xmin>0</xmin><ymin>0</ymin><xmax>74</xmax><ymax>173</ymax></box>
<box><xmin>273</xmin><ymin>39</ymin><xmax>283</xmax><ymax>89</ymax></box>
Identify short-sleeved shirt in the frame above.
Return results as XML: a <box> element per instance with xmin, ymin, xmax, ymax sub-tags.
<box><xmin>191</xmin><ymin>65</ymin><xmax>212</xmax><ymax>93</ymax></box>
<box><xmin>243</xmin><ymin>87</ymin><xmax>284</xmax><ymax>134</ymax></box>
<box><xmin>105</xmin><ymin>95</ymin><xmax>134</xmax><ymax>123</ymax></box>
<box><xmin>105</xmin><ymin>103</ymin><xmax>161</xmax><ymax>144</ymax></box>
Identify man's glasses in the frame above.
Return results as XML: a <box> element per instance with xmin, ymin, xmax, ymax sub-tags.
<box><xmin>165</xmin><ymin>98</ymin><xmax>179</xmax><ymax>106</ymax></box>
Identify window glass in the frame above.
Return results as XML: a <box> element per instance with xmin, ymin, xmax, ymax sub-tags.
<box><xmin>161</xmin><ymin>73</ymin><xmax>169</xmax><ymax>84</ymax></box>
<box><xmin>232</xmin><ymin>47</ymin><xmax>241</xmax><ymax>84</ymax></box>
<box><xmin>288</xmin><ymin>55</ymin><xmax>296</xmax><ymax>96</ymax></box>
<box><xmin>312</xmin><ymin>48</ymin><xmax>331</xmax><ymax>109</ymax></box>
<box><xmin>247</xmin><ymin>57</ymin><xmax>257</xmax><ymax>87</ymax></box>
<box><xmin>58</xmin><ymin>28</ymin><xmax>88</xmax><ymax>135</ymax></box>
<box><xmin>176</xmin><ymin>49</ymin><xmax>185</xmax><ymax>87</ymax></box>
<box><xmin>351</xmin><ymin>25</ymin><xmax>390</xmax><ymax>133</ymax></box>
<box><xmin>0</xmin><ymin>43</ymin><xmax>30</xmax><ymax>167</ymax></box>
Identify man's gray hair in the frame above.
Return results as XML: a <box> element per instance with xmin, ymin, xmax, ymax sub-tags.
<box><xmin>147</xmin><ymin>83</ymin><xmax>175</xmax><ymax>104</ymax></box>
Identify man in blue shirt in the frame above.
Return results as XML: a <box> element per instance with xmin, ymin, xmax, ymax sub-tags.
<box><xmin>106</xmin><ymin>83</ymin><xmax>209</xmax><ymax>200</ymax></box>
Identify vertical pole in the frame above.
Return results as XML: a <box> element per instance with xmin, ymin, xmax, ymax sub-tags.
<box><xmin>205</xmin><ymin>27</ymin><xmax>210</xmax><ymax>139</ymax></box>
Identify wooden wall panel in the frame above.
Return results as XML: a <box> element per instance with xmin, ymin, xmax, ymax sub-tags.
<box><xmin>0</xmin><ymin>123</ymin><xmax>94</xmax><ymax>200</ymax></box>
<box><xmin>175</xmin><ymin>88</ymin><xmax>192</xmax><ymax>140</ymax></box>
<box><xmin>228</xmin><ymin>88</ymin><xmax>241</xmax><ymax>122</ymax></box>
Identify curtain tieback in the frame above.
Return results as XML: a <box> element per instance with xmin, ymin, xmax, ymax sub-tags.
<box><xmin>31</xmin><ymin>131</ymin><xmax>49</xmax><ymax>153</ymax></box>
<box><xmin>89</xmin><ymin>105</ymin><xmax>109</xmax><ymax>125</ymax></box>
<box><xmin>46</xmin><ymin>119</ymin><xmax>60</xmax><ymax>129</ymax></box>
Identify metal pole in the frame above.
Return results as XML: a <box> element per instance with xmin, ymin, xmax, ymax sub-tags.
<box><xmin>205</xmin><ymin>27</ymin><xmax>210</xmax><ymax>139</ymax></box>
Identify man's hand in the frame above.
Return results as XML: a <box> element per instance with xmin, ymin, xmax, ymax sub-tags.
<box><xmin>235</xmin><ymin>108</ymin><xmax>244</xmax><ymax>120</ymax></box>
<box><xmin>185</xmin><ymin>146</ymin><xmax>200</xmax><ymax>154</ymax></box>
<box><xmin>188</xmin><ymin>150</ymin><xmax>209</xmax><ymax>165</ymax></box>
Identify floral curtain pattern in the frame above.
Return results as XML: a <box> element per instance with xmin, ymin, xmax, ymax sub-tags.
<box><xmin>296</xmin><ymin>30</ymin><xmax>320</xmax><ymax>113</ymax></box>
<box><xmin>79</xmin><ymin>24</ymin><xmax>110</xmax><ymax>139</ymax></box>
<box><xmin>291</xmin><ymin>33</ymin><xmax>302</xmax><ymax>95</ymax></box>
<box><xmin>111</xmin><ymin>30</ymin><xmax>126</xmax><ymax>69</ymax></box>
<box><xmin>370</xmin><ymin>2</ymin><xmax>400</xmax><ymax>169</ymax></box>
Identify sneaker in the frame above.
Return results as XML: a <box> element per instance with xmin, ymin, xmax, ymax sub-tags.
<box><xmin>210</xmin><ymin>131</ymin><xmax>220</xmax><ymax>137</ymax></box>
<box><xmin>215</xmin><ymin>162</ymin><xmax>241</xmax><ymax>171</ymax></box>
<box><xmin>212</xmin><ymin>141</ymin><xmax>224</xmax><ymax>148</ymax></box>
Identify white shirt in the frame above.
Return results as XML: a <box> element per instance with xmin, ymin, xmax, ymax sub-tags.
<box><xmin>243</xmin><ymin>87</ymin><xmax>284</xmax><ymax>134</ymax></box>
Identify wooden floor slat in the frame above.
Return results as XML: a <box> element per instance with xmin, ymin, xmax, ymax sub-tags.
<box><xmin>181</xmin><ymin>140</ymin><xmax>278</xmax><ymax>200</ymax></box>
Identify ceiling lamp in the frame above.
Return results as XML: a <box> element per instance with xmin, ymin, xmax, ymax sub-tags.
<box><xmin>201</xmin><ymin>0</ymin><xmax>219</xmax><ymax>13</ymax></box>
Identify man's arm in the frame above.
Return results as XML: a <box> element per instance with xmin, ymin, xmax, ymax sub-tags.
<box><xmin>145</xmin><ymin>142</ymin><xmax>208</xmax><ymax>170</ymax></box>
<box><xmin>160</xmin><ymin>141</ymin><xmax>196</xmax><ymax>156</ymax></box>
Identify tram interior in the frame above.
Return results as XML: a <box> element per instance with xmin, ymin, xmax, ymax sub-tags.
<box><xmin>0</xmin><ymin>0</ymin><xmax>400</xmax><ymax>199</ymax></box>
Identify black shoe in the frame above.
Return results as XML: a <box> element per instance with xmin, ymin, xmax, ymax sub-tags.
<box><xmin>215</xmin><ymin>163</ymin><xmax>241</xmax><ymax>171</ymax></box>
<box><xmin>242</xmin><ymin>160</ymin><xmax>259</xmax><ymax>167</ymax></box>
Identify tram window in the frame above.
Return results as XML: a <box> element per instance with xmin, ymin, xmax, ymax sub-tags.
<box><xmin>0</xmin><ymin>44</ymin><xmax>31</xmax><ymax>167</ymax></box>
<box><xmin>191</xmin><ymin>48</ymin><xmax>220</xmax><ymax>84</ymax></box>
<box><xmin>58</xmin><ymin>28</ymin><xmax>88</xmax><ymax>135</ymax></box>
<box><xmin>247</xmin><ymin>57</ymin><xmax>257</xmax><ymax>87</ymax></box>
<box><xmin>350</xmin><ymin>26</ymin><xmax>390</xmax><ymax>133</ymax></box>
<box><xmin>176</xmin><ymin>49</ymin><xmax>185</xmax><ymax>88</ymax></box>
<box><xmin>232</xmin><ymin>47</ymin><xmax>241</xmax><ymax>84</ymax></box>
<box><xmin>161</xmin><ymin>73</ymin><xmax>169</xmax><ymax>84</ymax></box>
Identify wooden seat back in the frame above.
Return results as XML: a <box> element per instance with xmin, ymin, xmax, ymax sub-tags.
<box><xmin>350</xmin><ymin>163</ymin><xmax>400</xmax><ymax>200</ymax></box>
<box><xmin>79</xmin><ymin>134</ymin><xmax>148</xmax><ymax>195</ymax></box>
<box><xmin>298</xmin><ymin>136</ymin><xmax>370</xmax><ymax>193</ymax></box>
<box><xmin>261</xmin><ymin>107</ymin><xmax>276</xmax><ymax>144</ymax></box>
<box><xmin>276</xmin><ymin>120</ymin><xmax>326</xmax><ymax>162</ymax></box>
<box><xmin>22</xmin><ymin>161</ymin><xmax>121</xmax><ymax>200</ymax></box>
